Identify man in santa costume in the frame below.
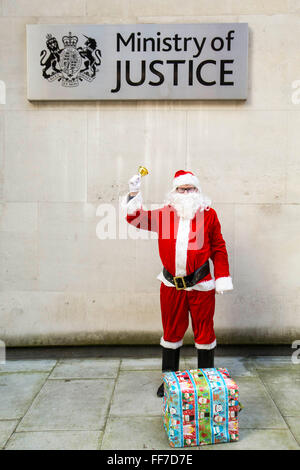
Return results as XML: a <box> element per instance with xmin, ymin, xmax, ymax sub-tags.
<box><xmin>123</xmin><ymin>170</ymin><xmax>233</xmax><ymax>397</ymax></box>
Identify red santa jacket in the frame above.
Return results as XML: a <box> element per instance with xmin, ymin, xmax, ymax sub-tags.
<box><xmin>125</xmin><ymin>194</ymin><xmax>233</xmax><ymax>291</ymax></box>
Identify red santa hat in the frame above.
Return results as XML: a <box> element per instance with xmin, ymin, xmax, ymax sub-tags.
<box><xmin>172</xmin><ymin>170</ymin><xmax>201</xmax><ymax>191</ymax></box>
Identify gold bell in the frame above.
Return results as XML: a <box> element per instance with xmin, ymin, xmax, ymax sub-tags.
<box><xmin>138</xmin><ymin>166</ymin><xmax>149</xmax><ymax>177</ymax></box>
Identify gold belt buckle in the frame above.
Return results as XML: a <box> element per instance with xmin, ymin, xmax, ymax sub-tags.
<box><xmin>173</xmin><ymin>276</ymin><xmax>187</xmax><ymax>290</ymax></box>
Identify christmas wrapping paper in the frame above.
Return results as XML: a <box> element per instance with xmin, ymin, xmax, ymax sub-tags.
<box><xmin>163</xmin><ymin>368</ymin><xmax>240</xmax><ymax>447</ymax></box>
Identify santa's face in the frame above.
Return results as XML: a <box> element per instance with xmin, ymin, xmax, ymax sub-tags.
<box><xmin>175</xmin><ymin>185</ymin><xmax>198</xmax><ymax>194</ymax></box>
<box><xmin>214</xmin><ymin>404</ymin><xmax>223</xmax><ymax>413</ymax></box>
<box><xmin>214</xmin><ymin>415</ymin><xmax>225</xmax><ymax>423</ymax></box>
<box><xmin>165</xmin><ymin>186</ymin><xmax>204</xmax><ymax>220</ymax></box>
<box><xmin>198</xmin><ymin>397</ymin><xmax>209</xmax><ymax>404</ymax></box>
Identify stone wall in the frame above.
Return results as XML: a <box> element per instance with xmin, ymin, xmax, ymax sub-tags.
<box><xmin>0</xmin><ymin>1</ymin><xmax>299</xmax><ymax>346</ymax></box>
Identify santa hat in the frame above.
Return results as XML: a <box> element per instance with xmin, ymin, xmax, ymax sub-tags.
<box><xmin>172</xmin><ymin>170</ymin><xmax>201</xmax><ymax>191</ymax></box>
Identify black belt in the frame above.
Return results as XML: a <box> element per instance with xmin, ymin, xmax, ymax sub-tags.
<box><xmin>163</xmin><ymin>260</ymin><xmax>210</xmax><ymax>290</ymax></box>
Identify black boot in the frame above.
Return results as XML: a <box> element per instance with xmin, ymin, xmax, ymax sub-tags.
<box><xmin>197</xmin><ymin>348</ymin><xmax>215</xmax><ymax>369</ymax></box>
<box><xmin>157</xmin><ymin>347</ymin><xmax>181</xmax><ymax>397</ymax></box>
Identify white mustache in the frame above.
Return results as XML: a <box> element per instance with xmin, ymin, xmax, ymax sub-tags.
<box><xmin>165</xmin><ymin>190</ymin><xmax>210</xmax><ymax>219</ymax></box>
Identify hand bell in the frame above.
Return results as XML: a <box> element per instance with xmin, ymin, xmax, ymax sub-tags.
<box><xmin>138</xmin><ymin>166</ymin><xmax>149</xmax><ymax>177</ymax></box>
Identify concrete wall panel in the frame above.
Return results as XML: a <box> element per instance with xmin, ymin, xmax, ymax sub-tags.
<box><xmin>0</xmin><ymin>1</ymin><xmax>299</xmax><ymax>345</ymax></box>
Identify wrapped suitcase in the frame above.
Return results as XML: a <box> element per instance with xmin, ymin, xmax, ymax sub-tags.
<box><xmin>163</xmin><ymin>368</ymin><xmax>241</xmax><ymax>447</ymax></box>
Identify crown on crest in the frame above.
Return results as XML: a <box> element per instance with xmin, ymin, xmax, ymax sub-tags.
<box><xmin>62</xmin><ymin>32</ymin><xmax>79</xmax><ymax>47</ymax></box>
<box><xmin>46</xmin><ymin>33</ymin><xmax>55</xmax><ymax>45</ymax></box>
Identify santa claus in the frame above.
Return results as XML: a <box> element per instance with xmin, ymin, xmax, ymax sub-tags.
<box><xmin>123</xmin><ymin>170</ymin><xmax>233</xmax><ymax>397</ymax></box>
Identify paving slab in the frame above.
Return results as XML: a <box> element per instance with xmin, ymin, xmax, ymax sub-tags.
<box><xmin>121</xmin><ymin>357</ymin><xmax>189</xmax><ymax>371</ymax></box>
<box><xmin>184</xmin><ymin>356</ymin><xmax>257</xmax><ymax>377</ymax></box>
<box><xmin>285</xmin><ymin>417</ymin><xmax>300</xmax><ymax>446</ymax></box>
<box><xmin>101</xmin><ymin>417</ymin><xmax>172</xmax><ymax>450</ymax></box>
<box><xmin>49</xmin><ymin>358</ymin><xmax>120</xmax><ymax>379</ymax></box>
<box><xmin>252</xmin><ymin>356</ymin><xmax>296</xmax><ymax>369</ymax></box>
<box><xmin>5</xmin><ymin>430</ymin><xmax>102</xmax><ymax>450</ymax></box>
<box><xmin>0</xmin><ymin>373</ymin><xmax>48</xmax><ymax>419</ymax></box>
<box><xmin>0</xmin><ymin>420</ymin><xmax>18</xmax><ymax>449</ymax></box>
<box><xmin>237</xmin><ymin>377</ymin><xmax>288</xmax><ymax>429</ymax></box>
<box><xmin>110</xmin><ymin>370</ymin><xmax>163</xmax><ymax>417</ymax></box>
<box><xmin>201</xmin><ymin>429</ymin><xmax>300</xmax><ymax>450</ymax></box>
<box><xmin>17</xmin><ymin>378</ymin><xmax>115</xmax><ymax>431</ymax></box>
<box><xmin>121</xmin><ymin>358</ymin><xmax>163</xmax><ymax>371</ymax></box>
<box><xmin>1</xmin><ymin>352</ymin><xmax>299</xmax><ymax>450</ymax></box>
<box><xmin>258</xmin><ymin>368</ymin><xmax>300</xmax><ymax>416</ymax></box>
<box><xmin>0</xmin><ymin>359</ymin><xmax>57</xmax><ymax>373</ymax></box>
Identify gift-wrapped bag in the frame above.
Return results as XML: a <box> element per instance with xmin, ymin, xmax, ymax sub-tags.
<box><xmin>163</xmin><ymin>368</ymin><xmax>241</xmax><ymax>448</ymax></box>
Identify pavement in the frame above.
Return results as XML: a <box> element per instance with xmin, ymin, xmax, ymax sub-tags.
<box><xmin>0</xmin><ymin>346</ymin><xmax>300</xmax><ymax>450</ymax></box>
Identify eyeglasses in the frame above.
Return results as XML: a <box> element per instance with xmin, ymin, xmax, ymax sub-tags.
<box><xmin>176</xmin><ymin>187</ymin><xmax>197</xmax><ymax>193</ymax></box>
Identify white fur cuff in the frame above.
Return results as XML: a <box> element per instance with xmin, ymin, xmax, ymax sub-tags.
<box><xmin>160</xmin><ymin>337</ymin><xmax>183</xmax><ymax>350</ymax></box>
<box><xmin>121</xmin><ymin>191</ymin><xmax>143</xmax><ymax>215</ymax></box>
<box><xmin>215</xmin><ymin>276</ymin><xmax>233</xmax><ymax>292</ymax></box>
<box><xmin>195</xmin><ymin>339</ymin><xmax>217</xmax><ymax>350</ymax></box>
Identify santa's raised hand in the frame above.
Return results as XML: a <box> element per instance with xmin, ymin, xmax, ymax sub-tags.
<box><xmin>129</xmin><ymin>174</ymin><xmax>141</xmax><ymax>196</ymax></box>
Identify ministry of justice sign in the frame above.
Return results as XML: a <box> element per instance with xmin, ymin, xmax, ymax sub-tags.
<box><xmin>26</xmin><ymin>23</ymin><xmax>248</xmax><ymax>100</ymax></box>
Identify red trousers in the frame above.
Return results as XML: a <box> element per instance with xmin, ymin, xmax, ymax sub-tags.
<box><xmin>160</xmin><ymin>283</ymin><xmax>216</xmax><ymax>349</ymax></box>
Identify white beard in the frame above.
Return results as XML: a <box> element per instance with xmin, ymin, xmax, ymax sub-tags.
<box><xmin>165</xmin><ymin>190</ymin><xmax>210</xmax><ymax>220</ymax></box>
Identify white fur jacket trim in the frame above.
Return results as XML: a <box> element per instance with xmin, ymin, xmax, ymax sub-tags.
<box><xmin>215</xmin><ymin>276</ymin><xmax>233</xmax><ymax>292</ymax></box>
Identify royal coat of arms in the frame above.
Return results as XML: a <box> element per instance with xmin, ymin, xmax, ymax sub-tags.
<box><xmin>40</xmin><ymin>32</ymin><xmax>102</xmax><ymax>87</ymax></box>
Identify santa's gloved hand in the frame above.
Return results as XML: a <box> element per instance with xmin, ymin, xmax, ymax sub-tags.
<box><xmin>129</xmin><ymin>174</ymin><xmax>141</xmax><ymax>193</ymax></box>
<box><xmin>216</xmin><ymin>290</ymin><xmax>224</xmax><ymax>295</ymax></box>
